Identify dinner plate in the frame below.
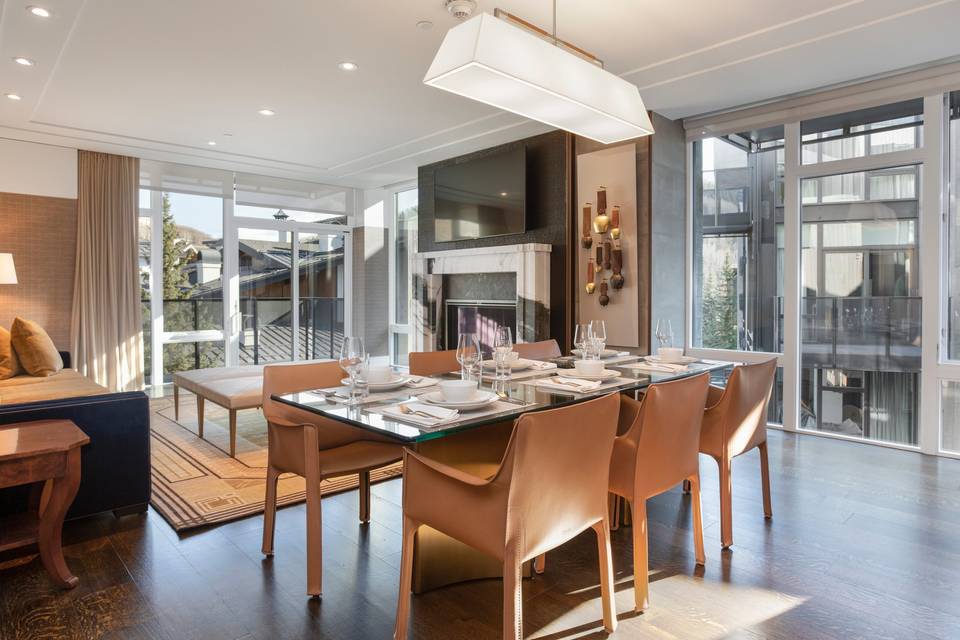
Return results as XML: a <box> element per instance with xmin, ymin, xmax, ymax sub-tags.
<box><xmin>481</xmin><ymin>358</ymin><xmax>533</xmax><ymax>371</ymax></box>
<box><xmin>646</xmin><ymin>355</ymin><xmax>698</xmax><ymax>364</ymax></box>
<box><xmin>340</xmin><ymin>376</ymin><xmax>410</xmax><ymax>392</ymax></box>
<box><xmin>420</xmin><ymin>390</ymin><xmax>499</xmax><ymax>410</ymax></box>
<box><xmin>572</xmin><ymin>348</ymin><xmax>620</xmax><ymax>359</ymax></box>
<box><xmin>565</xmin><ymin>369</ymin><xmax>621</xmax><ymax>381</ymax></box>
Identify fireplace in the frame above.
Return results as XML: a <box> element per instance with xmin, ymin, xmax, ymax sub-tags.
<box><xmin>444</xmin><ymin>300</ymin><xmax>517</xmax><ymax>355</ymax></box>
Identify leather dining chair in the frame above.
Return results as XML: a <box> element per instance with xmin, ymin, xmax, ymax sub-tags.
<box><xmin>512</xmin><ymin>339</ymin><xmax>562</xmax><ymax>360</ymax></box>
<box><xmin>609</xmin><ymin>373</ymin><xmax>711</xmax><ymax>612</ymax></box>
<box><xmin>260</xmin><ymin>361</ymin><xmax>404</xmax><ymax>596</ymax></box>
<box><xmin>699</xmin><ymin>358</ymin><xmax>778</xmax><ymax>549</ymax></box>
<box><xmin>408</xmin><ymin>349</ymin><xmax>461</xmax><ymax>377</ymax></box>
<box><xmin>394</xmin><ymin>393</ymin><xmax>622</xmax><ymax>640</ymax></box>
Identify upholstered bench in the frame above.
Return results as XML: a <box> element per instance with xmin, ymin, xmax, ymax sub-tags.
<box><xmin>172</xmin><ymin>366</ymin><xmax>265</xmax><ymax>457</ymax></box>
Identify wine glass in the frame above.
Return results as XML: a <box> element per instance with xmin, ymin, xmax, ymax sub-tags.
<box><xmin>589</xmin><ymin>320</ymin><xmax>607</xmax><ymax>359</ymax></box>
<box><xmin>656</xmin><ymin>319</ymin><xmax>674</xmax><ymax>350</ymax></box>
<box><xmin>493</xmin><ymin>326</ymin><xmax>513</xmax><ymax>381</ymax></box>
<box><xmin>338</xmin><ymin>337</ymin><xmax>366</xmax><ymax>405</ymax></box>
<box><xmin>573</xmin><ymin>323</ymin><xmax>591</xmax><ymax>357</ymax></box>
<box><xmin>456</xmin><ymin>333</ymin><xmax>480</xmax><ymax>381</ymax></box>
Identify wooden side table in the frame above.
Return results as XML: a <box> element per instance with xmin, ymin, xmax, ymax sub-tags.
<box><xmin>0</xmin><ymin>419</ymin><xmax>89</xmax><ymax>589</ymax></box>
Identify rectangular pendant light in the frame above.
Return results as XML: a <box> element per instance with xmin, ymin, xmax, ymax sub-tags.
<box><xmin>424</xmin><ymin>12</ymin><xmax>654</xmax><ymax>144</ymax></box>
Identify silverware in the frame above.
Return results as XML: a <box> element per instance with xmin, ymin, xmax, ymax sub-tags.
<box><xmin>397</xmin><ymin>404</ymin><xmax>440</xmax><ymax>420</ymax></box>
<box><xmin>495</xmin><ymin>391</ymin><xmax>526</xmax><ymax>405</ymax></box>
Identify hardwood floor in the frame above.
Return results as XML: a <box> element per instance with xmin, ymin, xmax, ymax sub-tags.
<box><xmin>1</xmin><ymin>428</ymin><xmax>959</xmax><ymax>639</ymax></box>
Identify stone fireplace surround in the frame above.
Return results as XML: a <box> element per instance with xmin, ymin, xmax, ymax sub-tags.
<box><xmin>412</xmin><ymin>243</ymin><xmax>552</xmax><ymax>353</ymax></box>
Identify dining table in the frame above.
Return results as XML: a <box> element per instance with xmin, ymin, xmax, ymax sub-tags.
<box><xmin>273</xmin><ymin>353</ymin><xmax>734</xmax><ymax>592</ymax></box>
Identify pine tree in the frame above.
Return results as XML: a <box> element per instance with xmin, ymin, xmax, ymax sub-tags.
<box><xmin>161</xmin><ymin>193</ymin><xmax>190</xmax><ymax>300</ymax></box>
<box><xmin>702</xmin><ymin>256</ymin><xmax>739</xmax><ymax>349</ymax></box>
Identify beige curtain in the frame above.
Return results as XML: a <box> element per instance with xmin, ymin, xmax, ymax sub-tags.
<box><xmin>71</xmin><ymin>151</ymin><xmax>144</xmax><ymax>392</ymax></box>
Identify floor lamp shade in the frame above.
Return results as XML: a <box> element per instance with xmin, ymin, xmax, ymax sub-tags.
<box><xmin>424</xmin><ymin>12</ymin><xmax>654</xmax><ymax>144</ymax></box>
<box><xmin>0</xmin><ymin>253</ymin><xmax>16</xmax><ymax>284</ymax></box>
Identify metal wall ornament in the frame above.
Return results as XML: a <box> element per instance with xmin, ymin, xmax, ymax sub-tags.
<box><xmin>581</xmin><ymin>203</ymin><xmax>593</xmax><ymax>248</ymax></box>
<box><xmin>582</xmin><ymin>185</ymin><xmax>626</xmax><ymax>308</ymax></box>
<box><xmin>592</xmin><ymin>186</ymin><xmax>610</xmax><ymax>233</ymax></box>
<box><xmin>611</xmin><ymin>242</ymin><xmax>624</xmax><ymax>289</ymax></box>
<box><xmin>585</xmin><ymin>258</ymin><xmax>596</xmax><ymax>294</ymax></box>
<box><xmin>598</xmin><ymin>279</ymin><xmax>610</xmax><ymax>307</ymax></box>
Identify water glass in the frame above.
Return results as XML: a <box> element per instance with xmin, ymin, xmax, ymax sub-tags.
<box><xmin>456</xmin><ymin>333</ymin><xmax>480</xmax><ymax>381</ymax></box>
<box><xmin>338</xmin><ymin>336</ymin><xmax>366</xmax><ymax>405</ymax></box>
<box><xmin>656</xmin><ymin>319</ymin><xmax>674</xmax><ymax>349</ymax></box>
<box><xmin>573</xmin><ymin>323</ymin><xmax>591</xmax><ymax>356</ymax></box>
<box><xmin>494</xmin><ymin>326</ymin><xmax>513</xmax><ymax>381</ymax></box>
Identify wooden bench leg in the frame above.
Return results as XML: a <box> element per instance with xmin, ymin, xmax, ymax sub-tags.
<box><xmin>229</xmin><ymin>409</ymin><xmax>237</xmax><ymax>458</ymax></box>
<box><xmin>38</xmin><ymin>449</ymin><xmax>81</xmax><ymax>589</ymax></box>
<box><xmin>197</xmin><ymin>395</ymin><xmax>205</xmax><ymax>439</ymax></box>
<box><xmin>174</xmin><ymin>384</ymin><xmax>180</xmax><ymax>421</ymax></box>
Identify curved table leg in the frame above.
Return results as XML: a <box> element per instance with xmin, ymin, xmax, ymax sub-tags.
<box><xmin>38</xmin><ymin>449</ymin><xmax>81</xmax><ymax>589</ymax></box>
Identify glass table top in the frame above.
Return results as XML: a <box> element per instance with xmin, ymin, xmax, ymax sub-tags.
<box><xmin>273</xmin><ymin>357</ymin><xmax>734</xmax><ymax>444</ymax></box>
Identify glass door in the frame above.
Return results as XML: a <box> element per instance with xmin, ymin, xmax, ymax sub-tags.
<box><xmin>237</xmin><ymin>227</ymin><xmax>294</xmax><ymax>364</ymax></box>
<box><xmin>298</xmin><ymin>232</ymin><xmax>346</xmax><ymax>361</ymax></box>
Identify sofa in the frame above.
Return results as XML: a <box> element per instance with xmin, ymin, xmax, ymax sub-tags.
<box><xmin>0</xmin><ymin>352</ymin><xmax>151</xmax><ymax>519</ymax></box>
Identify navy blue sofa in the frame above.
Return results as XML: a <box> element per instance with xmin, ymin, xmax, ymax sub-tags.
<box><xmin>0</xmin><ymin>353</ymin><xmax>151</xmax><ymax>519</ymax></box>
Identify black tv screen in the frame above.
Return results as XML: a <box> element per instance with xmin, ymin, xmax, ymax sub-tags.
<box><xmin>434</xmin><ymin>146</ymin><xmax>526</xmax><ymax>242</ymax></box>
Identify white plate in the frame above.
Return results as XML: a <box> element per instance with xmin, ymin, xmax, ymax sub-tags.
<box><xmin>572</xmin><ymin>348</ymin><xmax>620</xmax><ymax>359</ymax></box>
<box><xmin>646</xmin><ymin>355</ymin><xmax>698</xmax><ymax>364</ymax></box>
<box><xmin>341</xmin><ymin>376</ymin><xmax>410</xmax><ymax>392</ymax></box>
<box><xmin>481</xmin><ymin>358</ymin><xmax>533</xmax><ymax>371</ymax></box>
<box><xmin>564</xmin><ymin>369</ymin><xmax>621</xmax><ymax>381</ymax></box>
<box><xmin>420</xmin><ymin>390</ymin><xmax>499</xmax><ymax>410</ymax></box>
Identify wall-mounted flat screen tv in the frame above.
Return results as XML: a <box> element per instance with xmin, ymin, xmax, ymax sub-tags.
<box><xmin>434</xmin><ymin>146</ymin><xmax>526</xmax><ymax>242</ymax></box>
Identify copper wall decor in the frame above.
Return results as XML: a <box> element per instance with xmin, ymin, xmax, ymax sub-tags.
<box><xmin>581</xmin><ymin>203</ymin><xmax>593</xmax><ymax>248</ymax></box>
<box><xmin>602</xmin><ymin>240</ymin><xmax>612</xmax><ymax>270</ymax></box>
<box><xmin>598</xmin><ymin>279</ymin><xmax>610</xmax><ymax>307</ymax></box>
<box><xmin>610</xmin><ymin>205</ymin><xmax>621</xmax><ymax>240</ymax></box>
<box><xmin>592</xmin><ymin>186</ymin><xmax>610</xmax><ymax>233</ymax></box>
<box><xmin>611</xmin><ymin>244</ymin><xmax>624</xmax><ymax>289</ymax></box>
<box><xmin>585</xmin><ymin>259</ymin><xmax>596</xmax><ymax>294</ymax></box>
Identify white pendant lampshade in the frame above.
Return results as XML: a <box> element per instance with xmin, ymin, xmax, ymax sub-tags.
<box><xmin>0</xmin><ymin>253</ymin><xmax>16</xmax><ymax>284</ymax></box>
<box><xmin>424</xmin><ymin>12</ymin><xmax>654</xmax><ymax>144</ymax></box>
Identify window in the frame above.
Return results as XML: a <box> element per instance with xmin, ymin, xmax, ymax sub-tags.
<box><xmin>801</xmin><ymin>99</ymin><xmax>923</xmax><ymax>165</ymax></box>
<box><xmin>391</xmin><ymin>188</ymin><xmax>418</xmax><ymax>366</ymax></box>
<box><xmin>947</xmin><ymin>91</ymin><xmax>960</xmax><ymax>361</ymax></box>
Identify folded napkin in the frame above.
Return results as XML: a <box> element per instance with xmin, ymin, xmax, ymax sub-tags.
<box><xmin>629</xmin><ymin>362</ymin><xmax>690</xmax><ymax>374</ymax></box>
<box><xmin>405</xmin><ymin>376</ymin><xmax>439</xmax><ymax>389</ymax></box>
<box><xmin>536</xmin><ymin>376</ymin><xmax>604</xmax><ymax>393</ymax></box>
<box><xmin>526</xmin><ymin>360</ymin><xmax>558</xmax><ymax>371</ymax></box>
<box><xmin>379</xmin><ymin>402</ymin><xmax>459</xmax><ymax>427</ymax></box>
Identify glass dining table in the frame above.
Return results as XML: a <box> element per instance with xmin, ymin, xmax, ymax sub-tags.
<box><xmin>272</xmin><ymin>354</ymin><xmax>735</xmax><ymax>593</ymax></box>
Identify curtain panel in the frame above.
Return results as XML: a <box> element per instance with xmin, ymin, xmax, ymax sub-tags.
<box><xmin>71</xmin><ymin>151</ymin><xmax>144</xmax><ymax>392</ymax></box>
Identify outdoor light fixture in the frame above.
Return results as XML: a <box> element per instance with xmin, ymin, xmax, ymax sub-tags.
<box><xmin>424</xmin><ymin>9</ymin><xmax>653</xmax><ymax>144</ymax></box>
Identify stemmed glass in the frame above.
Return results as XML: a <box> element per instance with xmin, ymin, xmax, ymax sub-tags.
<box><xmin>589</xmin><ymin>320</ymin><xmax>607</xmax><ymax>360</ymax></box>
<box><xmin>573</xmin><ymin>323</ymin><xmax>591</xmax><ymax>357</ymax></box>
<box><xmin>656</xmin><ymin>319</ymin><xmax>674</xmax><ymax>350</ymax></box>
<box><xmin>493</xmin><ymin>326</ymin><xmax>513</xmax><ymax>381</ymax></box>
<box><xmin>456</xmin><ymin>333</ymin><xmax>480</xmax><ymax>382</ymax></box>
<box><xmin>338</xmin><ymin>337</ymin><xmax>366</xmax><ymax>405</ymax></box>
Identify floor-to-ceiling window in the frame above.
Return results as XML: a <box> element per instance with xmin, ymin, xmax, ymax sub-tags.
<box><xmin>390</xmin><ymin>187</ymin><xmax>418</xmax><ymax>367</ymax></box>
<box><xmin>687</xmin><ymin>88</ymin><xmax>960</xmax><ymax>457</ymax></box>
<box><xmin>139</xmin><ymin>162</ymin><xmax>354</xmax><ymax>383</ymax></box>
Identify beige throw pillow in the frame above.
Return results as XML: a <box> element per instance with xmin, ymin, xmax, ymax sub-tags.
<box><xmin>10</xmin><ymin>317</ymin><xmax>63</xmax><ymax>377</ymax></box>
<box><xmin>0</xmin><ymin>326</ymin><xmax>22</xmax><ymax>379</ymax></box>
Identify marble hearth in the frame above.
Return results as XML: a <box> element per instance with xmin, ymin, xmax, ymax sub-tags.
<box><xmin>412</xmin><ymin>243</ymin><xmax>552</xmax><ymax>352</ymax></box>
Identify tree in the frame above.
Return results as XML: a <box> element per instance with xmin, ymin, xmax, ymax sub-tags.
<box><xmin>161</xmin><ymin>193</ymin><xmax>191</xmax><ymax>300</ymax></box>
<box><xmin>702</xmin><ymin>256</ymin><xmax>739</xmax><ymax>349</ymax></box>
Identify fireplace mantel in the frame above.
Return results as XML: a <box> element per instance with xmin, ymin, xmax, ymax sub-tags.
<box><xmin>412</xmin><ymin>243</ymin><xmax>552</xmax><ymax>352</ymax></box>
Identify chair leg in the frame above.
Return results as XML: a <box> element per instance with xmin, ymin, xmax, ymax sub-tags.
<box><xmin>593</xmin><ymin>519</ymin><xmax>618</xmax><ymax>633</ymax></box>
<box><xmin>533</xmin><ymin>553</ymin><xmax>546</xmax><ymax>575</ymax></box>
<box><xmin>503</xmin><ymin>549</ymin><xmax>524</xmax><ymax>640</ymax></box>
<box><xmin>631</xmin><ymin>499</ymin><xmax>649</xmax><ymax>612</ymax></box>
<box><xmin>682</xmin><ymin>479</ymin><xmax>691</xmax><ymax>494</ymax></box>
<box><xmin>196</xmin><ymin>395</ymin><xmax>205</xmax><ymax>439</ymax></box>
<box><xmin>303</xmin><ymin>428</ymin><xmax>323</xmax><ymax>597</ymax></box>
<box><xmin>609</xmin><ymin>493</ymin><xmax>621</xmax><ymax>531</ymax></box>
<box><xmin>393</xmin><ymin>516</ymin><xmax>418</xmax><ymax>640</ymax></box>
<box><xmin>359</xmin><ymin>470</ymin><xmax>371</xmax><ymax>523</ymax></box>
<box><xmin>719</xmin><ymin>456</ymin><xmax>734</xmax><ymax>549</ymax></box>
<box><xmin>229</xmin><ymin>409</ymin><xmax>237</xmax><ymax>458</ymax></box>
<box><xmin>688</xmin><ymin>474</ymin><xmax>706</xmax><ymax>566</ymax></box>
<box><xmin>758</xmin><ymin>441</ymin><xmax>773</xmax><ymax>519</ymax></box>
<box><xmin>262</xmin><ymin>465</ymin><xmax>280</xmax><ymax>556</ymax></box>
<box><xmin>173</xmin><ymin>384</ymin><xmax>179</xmax><ymax>421</ymax></box>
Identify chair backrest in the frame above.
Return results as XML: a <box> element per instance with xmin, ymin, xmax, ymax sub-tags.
<box><xmin>715</xmin><ymin>359</ymin><xmax>778</xmax><ymax>454</ymax></box>
<box><xmin>408</xmin><ymin>349</ymin><xmax>461</xmax><ymax>377</ymax></box>
<box><xmin>617</xmin><ymin>373</ymin><xmax>710</xmax><ymax>498</ymax></box>
<box><xmin>513</xmin><ymin>339</ymin><xmax>562</xmax><ymax>360</ymax></box>
<box><xmin>495</xmin><ymin>392</ymin><xmax>620</xmax><ymax>559</ymax></box>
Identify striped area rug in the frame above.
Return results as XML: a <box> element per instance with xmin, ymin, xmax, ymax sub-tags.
<box><xmin>149</xmin><ymin>395</ymin><xmax>402</xmax><ymax>532</ymax></box>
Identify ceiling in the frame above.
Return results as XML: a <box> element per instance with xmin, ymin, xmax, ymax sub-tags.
<box><xmin>1</xmin><ymin>0</ymin><xmax>959</xmax><ymax>188</ymax></box>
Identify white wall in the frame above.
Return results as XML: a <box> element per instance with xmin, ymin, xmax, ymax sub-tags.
<box><xmin>0</xmin><ymin>138</ymin><xmax>77</xmax><ymax>199</ymax></box>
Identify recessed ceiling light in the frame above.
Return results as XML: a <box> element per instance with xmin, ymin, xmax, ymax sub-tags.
<box><xmin>5</xmin><ymin>93</ymin><xmax>22</xmax><ymax>101</ymax></box>
<box><xmin>258</xmin><ymin>108</ymin><xmax>275</xmax><ymax>116</ymax></box>
<box><xmin>13</xmin><ymin>57</ymin><xmax>35</xmax><ymax>66</ymax></box>
<box><xmin>27</xmin><ymin>6</ymin><xmax>51</xmax><ymax>17</ymax></box>
<box><xmin>338</xmin><ymin>61</ymin><xmax>358</xmax><ymax>71</ymax></box>
<box><xmin>416</xmin><ymin>20</ymin><xmax>433</xmax><ymax>30</ymax></box>
<box><xmin>207</xmin><ymin>140</ymin><xmax>217</xmax><ymax>146</ymax></box>
<box><xmin>500</xmin><ymin>192</ymin><xmax>508</xmax><ymax>197</ymax></box>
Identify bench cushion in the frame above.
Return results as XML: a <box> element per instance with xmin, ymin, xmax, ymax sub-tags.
<box><xmin>193</xmin><ymin>376</ymin><xmax>263</xmax><ymax>410</ymax></box>
<box><xmin>173</xmin><ymin>365</ymin><xmax>265</xmax><ymax>395</ymax></box>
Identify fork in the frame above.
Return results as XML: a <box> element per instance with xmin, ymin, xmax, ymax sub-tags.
<box><xmin>397</xmin><ymin>404</ymin><xmax>441</xmax><ymax>420</ymax></box>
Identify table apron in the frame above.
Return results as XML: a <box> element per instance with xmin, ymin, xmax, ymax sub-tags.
<box><xmin>0</xmin><ymin>452</ymin><xmax>66</xmax><ymax>489</ymax></box>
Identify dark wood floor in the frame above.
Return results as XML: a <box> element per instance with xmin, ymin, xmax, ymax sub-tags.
<box><xmin>2</xmin><ymin>428</ymin><xmax>959</xmax><ymax>640</ymax></box>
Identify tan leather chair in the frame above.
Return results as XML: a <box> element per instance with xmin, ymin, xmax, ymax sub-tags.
<box><xmin>394</xmin><ymin>393</ymin><xmax>621</xmax><ymax>640</ymax></box>
<box><xmin>512</xmin><ymin>339</ymin><xmax>562</xmax><ymax>360</ymax></box>
<box><xmin>699</xmin><ymin>358</ymin><xmax>777</xmax><ymax>549</ymax></box>
<box><xmin>260</xmin><ymin>361</ymin><xmax>403</xmax><ymax>596</ymax></box>
<box><xmin>609</xmin><ymin>373</ymin><xmax>711</xmax><ymax>612</ymax></box>
<box><xmin>408</xmin><ymin>349</ymin><xmax>461</xmax><ymax>377</ymax></box>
